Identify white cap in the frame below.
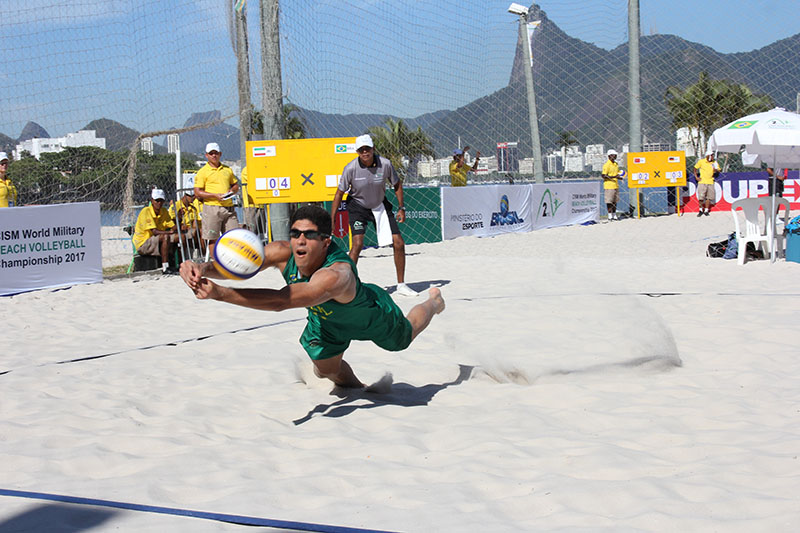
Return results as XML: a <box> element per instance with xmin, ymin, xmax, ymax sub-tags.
<box><xmin>151</xmin><ymin>188</ymin><xmax>166</xmax><ymax>200</ymax></box>
<box><xmin>205</xmin><ymin>142</ymin><xmax>221</xmax><ymax>154</ymax></box>
<box><xmin>0</xmin><ymin>152</ymin><xmax>8</xmax><ymax>162</ymax></box>
<box><xmin>355</xmin><ymin>134</ymin><xmax>373</xmax><ymax>150</ymax></box>
<box><xmin>607</xmin><ymin>149</ymin><xmax>618</xmax><ymax>156</ymax></box>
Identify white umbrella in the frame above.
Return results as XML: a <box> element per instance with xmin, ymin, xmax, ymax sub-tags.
<box><xmin>709</xmin><ymin>107</ymin><xmax>800</xmax><ymax>262</ymax></box>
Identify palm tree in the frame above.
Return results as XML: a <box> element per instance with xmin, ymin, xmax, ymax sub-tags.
<box><xmin>251</xmin><ymin>103</ymin><xmax>308</xmax><ymax>139</ymax></box>
<box><xmin>665</xmin><ymin>72</ymin><xmax>773</xmax><ymax>155</ymax></box>
<box><xmin>556</xmin><ymin>130</ymin><xmax>578</xmax><ymax>177</ymax></box>
<box><xmin>367</xmin><ymin>118</ymin><xmax>435</xmax><ymax>181</ymax></box>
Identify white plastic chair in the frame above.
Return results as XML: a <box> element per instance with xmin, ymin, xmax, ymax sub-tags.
<box><xmin>731</xmin><ymin>197</ymin><xmax>791</xmax><ymax>265</ymax></box>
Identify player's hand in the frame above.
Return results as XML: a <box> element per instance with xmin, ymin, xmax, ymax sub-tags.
<box><xmin>396</xmin><ymin>209</ymin><xmax>406</xmax><ymax>223</ymax></box>
<box><xmin>193</xmin><ymin>277</ymin><xmax>221</xmax><ymax>300</ymax></box>
<box><xmin>180</xmin><ymin>260</ymin><xmax>205</xmax><ymax>291</ymax></box>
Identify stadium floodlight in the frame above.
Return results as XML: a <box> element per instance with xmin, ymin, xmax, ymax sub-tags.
<box><xmin>508</xmin><ymin>3</ymin><xmax>544</xmax><ymax>183</ymax></box>
<box><xmin>507</xmin><ymin>3</ymin><xmax>528</xmax><ymax>16</ymax></box>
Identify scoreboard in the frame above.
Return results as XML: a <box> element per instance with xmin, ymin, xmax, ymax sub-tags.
<box><xmin>626</xmin><ymin>151</ymin><xmax>686</xmax><ymax>188</ymax></box>
<box><xmin>244</xmin><ymin>137</ymin><xmax>357</xmax><ymax>204</ymax></box>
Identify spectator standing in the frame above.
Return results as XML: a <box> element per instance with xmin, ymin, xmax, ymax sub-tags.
<box><xmin>133</xmin><ymin>189</ymin><xmax>179</xmax><ymax>274</ymax></box>
<box><xmin>693</xmin><ymin>150</ymin><xmax>720</xmax><ymax>217</ymax></box>
<box><xmin>449</xmin><ymin>146</ymin><xmax>480</xmax><ymax>187</ymax></box>
<box><xmin>601</xmin><ymin>149</ymin><xmax>623</xmax><ymax>220</ymax></box>
<box><xmin>766</xmin><ymin>167</ymin><xmax>786</xmax><ymax>197</ymax></box>
<box><xmin>330</xmin><ymin>134</ymin><xmax>417</xmax><ymax>297</ymax></box>
<box><xmin>0</xmin><ymin>152</ymin><xmax>17</xmax><ymax>208</ymax></box>
<box><xmin>194</xmin><ymin>142</ymin><xmax>239</xmax><ymax>248</ymax></box>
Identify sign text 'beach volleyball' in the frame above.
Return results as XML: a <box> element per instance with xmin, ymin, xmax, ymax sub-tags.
<box><xmin>213</xmin><ymin>228</ymin><xmax>265</xmax><ymax>280</ymax></box>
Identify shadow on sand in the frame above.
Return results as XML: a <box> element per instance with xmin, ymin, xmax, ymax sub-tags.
<box><xmin>0</xmin><ymin>503</ymin><xmax>117</xmax><ymax>533</ymax></box>
<box><xmin>293</xmin><ymin>364</ymin><xmax>473</xmax><ymax>425</ymax></box>
<box><xmin>384</xmin><ymin>279</ymin><xmax>450</xmax><ymax>295</ymax></box>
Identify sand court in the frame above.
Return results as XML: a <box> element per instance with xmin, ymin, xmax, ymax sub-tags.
<box><xmin>2</xmin><ymin>212</ymin><xmax>800</xmax><ymax>531</ymax></box>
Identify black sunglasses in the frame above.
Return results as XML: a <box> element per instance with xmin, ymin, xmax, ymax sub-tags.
<box><xmin>289</xmin><ymin>228</ymin><xmax>329</xmax><ymax>240</ymax></box>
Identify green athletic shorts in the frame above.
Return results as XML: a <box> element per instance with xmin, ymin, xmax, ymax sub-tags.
<box><xmin>299</xmin><ymin>283</ymin><xmax>413</xmax><ymax>360</ymax></box>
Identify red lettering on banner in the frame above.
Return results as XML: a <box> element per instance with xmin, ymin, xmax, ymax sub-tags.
<box><xmin>334</xmin><ymin>210</ymin><xmax>349</xmax><ymax>238</ymax></box>
<box><xmin>680</xmin><ymin>172</ymin><xmax>800</xmax><ymax>212</ymax></box>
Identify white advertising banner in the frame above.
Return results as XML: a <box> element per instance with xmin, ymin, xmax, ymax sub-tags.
<box><xmin>441</xmin><ymin>185</ymin><xmax>532</xmax><ymax>240</ymax></box>
<box><xmin>530</xmin><ymin>182</ymin><xmax>600</xmax><ymax>230</ymax></box>
<box><xmin>0</xmin><ymin>202</ymin><xmax>103</xmax><ymax>296</ymax></box>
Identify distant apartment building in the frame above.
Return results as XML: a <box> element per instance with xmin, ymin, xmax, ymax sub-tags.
<box><xmin>496</xmin><ymin>142</ymin><xmax>519</xmax><ymax>172</ymax></box>
<box><xmin>417</xmin><ymin>154</ymin><xmax>495</xmax><ymax>181</ymax></box>
<box><xmin>167</xmin><ymin>134</ymin><xmax>180</xmax><ymax>154</ymax></box>
<box><xmin>584</xmin><ymin>144</ymin><xmax>606</xmax><ymax>171</ymax></box>
<box><xmin>675</xmin><ymin>127</ymin><xmax>703</xmax><ymax>157</ymax></box>
<box><xmin>140</xmin><ymin>137</ymin><xmax>154</xmax><ymax>155</ymax></box>
<box><xmin>14</xmin><ymin>130</ymin><xmax>106</xmax><ymax>160</ymax></box>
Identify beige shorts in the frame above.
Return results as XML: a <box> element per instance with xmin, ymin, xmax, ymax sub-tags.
<box><xmin>697</xmin><ymin>183</ymin><xmax>716</xmax><ymax>203</ymax></box>
<box><xmin>137</xmin><ymin>235</ymin><xmax>162</xmax><ymax>256</ymax></box>
<box><xmin>201</xmin><ymin>205</ymin><xmax>240</xmax><ymax>241</ymax></box>
<box><xmin>604</xmin><ymin>188</ymin><xmax>619</xmax><ymax>204</ymax></box>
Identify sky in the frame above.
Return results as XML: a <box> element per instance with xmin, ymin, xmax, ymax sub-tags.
<box><xmin>0</xmin><ymin>0</ymin><xmax>797</xmax><ymax>139</ymax></box>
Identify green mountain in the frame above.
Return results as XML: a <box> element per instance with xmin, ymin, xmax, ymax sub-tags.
<box><xmin>423</xmin><ymin>3</ymin><xmax>800</xmax><ymax>158</ymax></box>
<box><xmin>83</xmin><ymin>118</ymin><xmax>166</xmax><ymax>154</ymax></box>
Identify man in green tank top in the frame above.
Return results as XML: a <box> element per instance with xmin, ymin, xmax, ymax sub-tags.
<box><xmin>179</xmin><ymin>205</ymin><xmax>445</xmax><ymax>388</ymax></box>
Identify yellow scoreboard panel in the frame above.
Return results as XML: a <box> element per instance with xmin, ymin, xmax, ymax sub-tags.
<box><xmin>245</xmin><ymin>137</ymin><xmax>357</xmax><ymax>204</ymax></box>
<box><xmin>626</xmin><ymin>151</ymin><xmax>686</xmax><ymax>188</ymax></box>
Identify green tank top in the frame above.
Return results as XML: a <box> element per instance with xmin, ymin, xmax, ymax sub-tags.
<box><xmin>282</xmin><ymin>241</ymin><xmax>373</xmax><ymax>337</ymax></box>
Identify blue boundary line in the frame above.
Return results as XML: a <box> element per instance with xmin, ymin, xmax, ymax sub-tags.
<box><xmin>0</xmin><ymin>488</ymin><xmax>399</xmax><ymax>533</ymax></box>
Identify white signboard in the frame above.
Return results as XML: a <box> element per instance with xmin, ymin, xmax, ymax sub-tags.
<box><xmin>530</xmin><ymin>182</ymin><xmax>599</xmax><ymax>230</ymax></box>
<box><xmin>441</xmin><ymin>185</ymin><xmax>532</xmax><ymax>240</ymax></box>
<box><xmin>0</xmin><ymin>202</ymin><xmax>102</xmax><ymax>296</ymax></box>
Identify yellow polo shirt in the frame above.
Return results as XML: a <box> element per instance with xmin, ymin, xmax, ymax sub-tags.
<box><xmin>694</xmin><ymin>158</ymin><xmax>720</xmax><ymax>185</ymax></box>
<box><xmin>169</xmin><ymin>199</ymin><xmax>199</xmax><ymax>228</ymax></box>
<box><xmin>449</xmin><ymin>160</ymin><xmax>470</xmax><ymax>187</ymax></box>
<box><xmin>240</xmin><ymin>166</ymin><xmax>256</xmax><ymax>208</ymax></box>
<box><xmin>0</xmin><ymin>178</ymin><xmax>17</xmax><ymax>207</ymax></box>
<box><xmin>195</xmin><ymin>162</ymin><xmax>236</xmax><ymax>207</ymax></box>
<box><xmin>133</xmin><ymin>204</ymin><xmax>175</xmax><ymax>250</ymax></box>
<box><xmin>602</xmin><ymin>160</ymin><xmax>620</xmax><ymax>190</ymax></box>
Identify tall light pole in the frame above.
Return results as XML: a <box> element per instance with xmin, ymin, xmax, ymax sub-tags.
<box><xmin>509</xmin><ymin>3</ymin><xmax>544</xmax><ymax>183</ymax></box>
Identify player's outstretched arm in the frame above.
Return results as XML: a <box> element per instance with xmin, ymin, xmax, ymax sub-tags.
<box><xmin>192</xmin><ymin>261</ymin><xmax>357</xmax><ymax>312</ymax></box>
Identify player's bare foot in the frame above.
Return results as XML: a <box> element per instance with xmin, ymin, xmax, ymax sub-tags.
<box><xmin>428</xmin><ymin>287</ymin><xmax>445</xmax><ymax>314</ymax></box>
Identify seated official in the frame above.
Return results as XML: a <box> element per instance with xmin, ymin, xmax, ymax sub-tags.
<box><xmin>169</xmin><ymin>189</ymin><xmax>206</xmax><ymax>256</ymax></box>
<box><xmin>133</xmin><ymin>188</ymin><xmax>180</xmax><ymax>274</ymax></box>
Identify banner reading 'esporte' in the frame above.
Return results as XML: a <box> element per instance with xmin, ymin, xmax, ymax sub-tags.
<box><xmin>442</xmin><ymin>185</ymin><xmax>532</xmax><ymax>240</ymax></box>
<box><xmin>0</xmin><ymin>202</ymin><xmax>102</xmax><ymax>296</ymax></box>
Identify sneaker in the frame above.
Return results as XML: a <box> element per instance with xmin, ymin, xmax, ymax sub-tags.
<box><xmin>697</xmin><ymin>211</ymin><xmax>703</xmax><ymax>217</ymax></box>
<box><xmin>162</xmin><ymin>266</ymin><xmax>179</xmax><ymax>276</ymax></box>
<box><xmin>396</xmin><ymin>283</ymin><xmax>418</xmax><ymax>297</ymax></box>
<box><xmin>704</xmin><ymin>210</ymin><xmax>711</xmax><ymax>216</ymax></box>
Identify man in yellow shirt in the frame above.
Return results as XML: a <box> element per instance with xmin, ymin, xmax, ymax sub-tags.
<box><xmin>133</xmin><ymin>189</ymin><xmax>179</xmax><ymax>274</ymax></box>
<box><xmin>194</xmin><ymin>142</ymin><xmax>240</xmax><ymax>246</ymax></box>
<box><xmin>601</xmin><ymin>149</ymin><xmax>624</xmax><ymax>220</ymax></box>
<box><xmin>240</xmin><ymin>166</ymin><xmax>265</xmax><ymax>236</ymax></box>
<box><xmin>0</xmin><ymin>152</ymin><xmax>18</xmax><ymax>208</ymax></box>
<box><xmin>449</xmin><ymin>146</ymin><xmax>480</xmax><ymax>187</ymax></box>
<box><xmin>693</xmin><ymin>150</ymin><xmax>721</xmax><ymax>217</ymax></box>
<box><xmin>169</xmin><ymin>189</ymin><xmax>205</xmax><ymax>257</ymax></box>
